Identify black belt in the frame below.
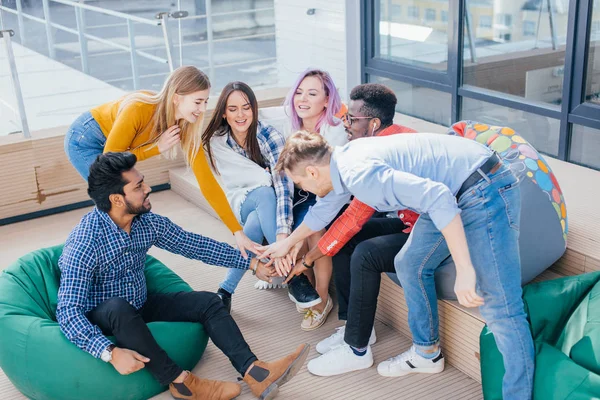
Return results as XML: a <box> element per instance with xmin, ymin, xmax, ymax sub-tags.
<box><xmin>456</xmin><ymin>152</ymin><xmax>502</xmax><ymax>199</ymax></box>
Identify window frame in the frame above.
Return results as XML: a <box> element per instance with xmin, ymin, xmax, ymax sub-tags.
<box><xmin>362</xmin><ymin>0</ymin><xmax>600</xmax><ymax>167</ymax></box>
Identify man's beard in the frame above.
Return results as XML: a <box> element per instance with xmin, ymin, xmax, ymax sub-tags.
<box><xmin>125</xmin><ymin>197</ymin><xmax>151</xmax><ymax>216</ymax></box>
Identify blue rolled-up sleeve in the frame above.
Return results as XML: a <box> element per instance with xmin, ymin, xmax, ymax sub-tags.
<box><xmin>300</xmin><ymin>190</ymin><xmax>351</xmax><ymax>232</ymax></box>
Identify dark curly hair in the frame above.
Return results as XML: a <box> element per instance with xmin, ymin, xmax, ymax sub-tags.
<box><xmin>349</xmin><ymin>83</ymin><xmax>397</xmax><ymax>127</ymax></box>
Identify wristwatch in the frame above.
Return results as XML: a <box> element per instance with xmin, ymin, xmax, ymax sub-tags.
<box><xmin>250</xmin><ymin>259</ymin><xmax>258</xmax><ymax>276</ymax></box>
<box><xmin>100</xmin><ymin>344</ymin><xmax>116</xmax><ymax>363</ymax></box>
<box><xmin>302</xmin><ymin>256</ymin><xmax>315</xmax><ymax>269</ymax></box>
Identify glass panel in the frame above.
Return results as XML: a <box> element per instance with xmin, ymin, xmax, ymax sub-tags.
<box><xmin>369</xmin><ymin>75</ymin><xmax>452</xmax><ymax>126</ymax></box>
<box><xmin>569</xmin><ymin>124</ymin><xmax>600</xmax><ymax>170</ymax></box>
<box><xmin>461</xmin><ymin>97</ymin><xmax>560</xmax><ymax>156</ymax></box>
<box><xmin>463</xmin><ymin>0</ymin><xmax>569</xmax><ymax>107</ymax></box>
<box><xmin>585</xmin><ymin>1</ymin><xmax>600</xmax><ymax>104</ymax></box>
<box><xmin>374</xmin><ymin>0</ymin><xmax>449</xmax><ymax>71</ymax></box>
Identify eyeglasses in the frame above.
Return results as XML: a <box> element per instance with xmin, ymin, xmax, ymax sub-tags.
<box><xmin>342</xmin><ymin>113</ymin><xmax>374</xmax><ymax>127</ymax></box>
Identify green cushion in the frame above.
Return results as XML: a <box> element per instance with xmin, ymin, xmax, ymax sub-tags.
<box><xmin>480</xmin><ymin>272</ymin><xmax>600</xmax><ymax>399</ymax></box>
<box><xmin>0</xmin><ymin>245</ymin><xmax>208</xmax><ymax>400</ymax></box>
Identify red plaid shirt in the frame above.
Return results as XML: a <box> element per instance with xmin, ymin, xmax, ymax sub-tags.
<box><xmin>317</xmin><ymin>124</ymin><xmax>420</xmax><ymax>256</ymax></box>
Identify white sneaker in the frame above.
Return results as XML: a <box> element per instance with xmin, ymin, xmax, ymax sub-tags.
<box><xmin>377</xmin><ymin>346</ymin><xmax>445</xmax><ymax>377</ymax></box>
<box><xmin>254</xmin><ymin>276</ymin><xmax>287</xmax><ymax>290</ymax></box>
<box><xmin>316</xmin><ymin>325</ymin><xmax>377</xmax><ymax>354</ymax></box>
<box><xmin>308</xmin><ymin>344</ymin><xmax>373</xmax><ymax>376</ymax></box>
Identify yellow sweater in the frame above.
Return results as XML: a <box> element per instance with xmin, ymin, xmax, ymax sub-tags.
<box><xmin>90</xmin><ymin>100</ymin><xmax>242</xmax><ymax>233</ymax></box>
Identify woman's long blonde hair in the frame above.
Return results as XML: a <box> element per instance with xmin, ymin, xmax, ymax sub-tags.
<box><xmin>117</xmin><ymin>66</ymin><xmax>211</xmax><ymax>165</ymax></box>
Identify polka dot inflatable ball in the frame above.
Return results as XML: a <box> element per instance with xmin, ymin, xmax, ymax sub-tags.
<box><xmin>386</xmin><ymin>120</ymin><xmax>567</xmax><ymax>300</ymax></box>
<box><xmin>449</xmin><ymin>120</ymin><xmax>567</xmax><ymax>283</ymax></box>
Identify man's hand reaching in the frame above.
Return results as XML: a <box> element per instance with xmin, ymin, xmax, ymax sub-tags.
<box><xmin>253</xmin><ymin>259</ymin><xmax>276</xmax><ymax>283</ymax></box>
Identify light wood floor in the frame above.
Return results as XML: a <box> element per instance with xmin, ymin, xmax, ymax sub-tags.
<box><xmin>0</xmin><ymin>190</ymin><xmax>482</xmax><ymax>400</ymax></box>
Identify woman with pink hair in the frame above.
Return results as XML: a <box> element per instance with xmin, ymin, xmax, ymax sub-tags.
<box><xmin>280</xmin><ymin>69</ymin><xmax>348</xmax><ymax>331</ymax></box>
<box><xmin>283</xmin><ymin>69</ymin><xmax>348</xmax><ymax>146</ymax></box>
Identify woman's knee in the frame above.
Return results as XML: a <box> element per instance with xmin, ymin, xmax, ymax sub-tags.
<box><xmin>253</xmin><ymin>186</ymin><xmax>276</xmax><ymax>203</ymax></box>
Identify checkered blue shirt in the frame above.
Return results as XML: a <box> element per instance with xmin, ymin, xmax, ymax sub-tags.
<box><xmin>226</xmin><ymin>121</ymin><xmax>294</xmax><ymax>235</ymax></box>
<box><xmin>56</xmin><ymin>208</ymin><xmax>251</xmax><ymax>359</ymax></box>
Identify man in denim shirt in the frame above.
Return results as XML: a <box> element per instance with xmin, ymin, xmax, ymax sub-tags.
<box><xmin>56</xmin><ymin>152</ymin><xmax>309</xmax><ymax>400</ymax></box>
<box><xmin>260</xmin><ymin>132</ymin><xmax>534</xmax><ymax>400</ymax></box>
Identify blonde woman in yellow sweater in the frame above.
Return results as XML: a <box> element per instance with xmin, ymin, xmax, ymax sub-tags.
<box><xmin>64</xmin><ymin>66</ymin><xmax>257</xmax><ymax>257</ymax></box>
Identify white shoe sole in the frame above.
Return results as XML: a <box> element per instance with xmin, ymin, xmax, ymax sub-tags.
<box><xmin>288</xmin><ymin>292</ymin><xmax>322</xmax><ymax>308</ymax></box>
<box><xmin>377</xmin><ymin>364</ymin><xmax>445</xmax><ymax>377</ymax></box>
<box><xmin>308</xmin><ymin>357</ymin><xmax>373</xmax><ymax>376</ymax></box>
<box><xmin>255</xmin><ymin>280</ymin><xmax>287</xmax><ymax>290</ymax></box>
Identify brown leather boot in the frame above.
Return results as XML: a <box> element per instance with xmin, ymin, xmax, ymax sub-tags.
<box><xmin>169</xmin><ymin>372</ymin><xmax>241</xmax><ymax>400</ymax></box>
<box><xmin>242</xmin><ymin>344</ymin><xmax>310</xmax><ymax>400</ymax></box>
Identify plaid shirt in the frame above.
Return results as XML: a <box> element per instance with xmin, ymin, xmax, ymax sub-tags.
<box><xmin>56</xmin><ymin>208</ymin><xmax>251</xmax><ymax>359</ymax></box>
<box><xmin>318</xmin><ymin>124</ymin><xmax>420</xmax><ymax>256</ymax></box>
<box><xmin>226</xmin><ymin>121</ymin><xmax>294</xmax><ymax>235</ymax></box>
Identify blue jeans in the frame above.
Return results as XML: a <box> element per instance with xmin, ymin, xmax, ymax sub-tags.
<box><xmin>395</xmin><ymin>164</ymin><xmax>534</xmax><ymax>400</ymax></box>
<box><xmin>220</xmin><ymin>186</ymin><xmax>278</xmax><ymax>294</ymax></box>
<box><xmin>292</xmin><ymin>188</ymin><xmax>316</xmax><ymax>230</ymax></box>
<box><xmin>64</xmin><ymin>111</ymin><xmax>106</xmax><ymax>180</ymax></box>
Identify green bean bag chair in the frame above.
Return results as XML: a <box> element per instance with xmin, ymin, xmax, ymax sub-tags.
<box><xmin>480</xmin><ymin>271</ymin><xmax>600</xmax><ymax>399</ymax></box>
<box><xmin>0</xmin><ymin>245</ymin><xmax>209</xmax><ymax>400</ymax></box>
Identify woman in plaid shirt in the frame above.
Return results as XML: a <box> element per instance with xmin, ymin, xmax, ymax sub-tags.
<box><xmin>202</xmin><ymin>82</ymin><xmax>321</xmax><ymax>314</ymax></box>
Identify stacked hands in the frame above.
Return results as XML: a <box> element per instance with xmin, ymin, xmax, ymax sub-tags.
<box><xmin>235</xmin><ymin>229</ymin><xmax>484</xmax><ymax>309</ymax></box>
<box><xmin>233</xmin><ymin>231</ymin><xmax>307</xmax><ymax>285</ymax></box>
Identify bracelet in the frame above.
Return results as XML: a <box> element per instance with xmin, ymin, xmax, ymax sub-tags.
<box><xmin>302</xmin><ymin>256</ymin><xmax>315</xmax><ymax>269</ymax></box>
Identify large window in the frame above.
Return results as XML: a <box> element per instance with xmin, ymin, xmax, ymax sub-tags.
<box><xmin>570</xmin><ymin>125</ymin><xmax>600</xmax><ymax>169</ymax></box>
<box><xmin>375</xmin><ymin>0</ymin><xmax>450</xmax><ymax>70</ymax></box>
<box><xmin>369</xmin><ymin>75</ymin><xmax>452</xmax><ymax>126</ymax></box>
<box><xmin>461</xmin><ymin>98</ymin><xmax>560</xmax><ymax>156</ymax></box>
<box><xmin>365</xmin><ymin>0</ymin><xmax>600</xmax><ymax>170</ymax></box>
<box><xmin>585</xmin><ymin>3</ymin><xmax>600</xmax><ymax>104</ymax></box>
<box><xmin>463</xmin><ymin>0</ymin><xmax>569</xmax><ymax>108</ymax></box>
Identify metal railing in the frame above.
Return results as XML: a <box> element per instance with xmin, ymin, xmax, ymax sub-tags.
<box><xmin>0</xmin><ymin>0</ymin><xmax>277</xmax><ymax>137</ymax></box>
<box><xmin>0</xmin><ymin>0</ymin><xmax>172</xmax><ymax>90</ymax></box>
<box><xmin>0</xmin><ymin>29</ymin><xmax>30</xmax><ymax>138</ymax></box>
<box><xmin>0</xmin><ymin>0</ymin><xmax>276</xmax><ymax>86</ymax></box>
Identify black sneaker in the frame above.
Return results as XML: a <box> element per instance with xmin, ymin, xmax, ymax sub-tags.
<box><xmin>287</xmin><ymin>274</ymin><xmax>322</xmax><ymax>308</ymax></box>
<box><xmin>216</xmin><ymin>288</ymin><xmax>232</xmax><ymax>313</ymax></box>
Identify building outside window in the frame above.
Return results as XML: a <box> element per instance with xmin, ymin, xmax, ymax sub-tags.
<box><xmin>425</xmin><ymin>8</ymin><xmax>436</xmax><ymax>21</ymax></box>
<box><xmin>408</xmin><ymin>6</ymin><xmax>419</xmax><ymax>18</ymax></box>
<box><xmin>479</xmin><ymin>15</ymin><xmax>492</xmax><ymax>28</ymax></box>
<box><xmin>496</xmin><ymin>13</ymin><xmax>513</xmax><ymax>27</ymax></box>
<box><xmin>391</xmin><ymin>4</ymin><xmax>402</xmax><ymax>22</ymax></box>
<box><xmin>441</xmin><ymin>10</ymin><xmax>448</xmax><ymax>22</ymax></box>
<box><xmin>523</xmin><ymin>20</ymin><xmax>536</xmax><ymax>36</ymax></box>
<box><xmin>366</xmin><ymin>0</ymin><xmax>600</xmax><ymax>170</ymax></box>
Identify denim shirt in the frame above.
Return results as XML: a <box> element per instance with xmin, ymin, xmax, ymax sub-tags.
<box><xmin>301</xmin><ymin>133</ymin><xmax>492</xmax><ymax>232</ymax></box>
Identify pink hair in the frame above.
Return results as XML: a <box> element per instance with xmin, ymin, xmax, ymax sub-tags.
<box><xmin>284</xmin><ymin>69</ymin><xmax>342</xmax><ymax>132</ymax></box>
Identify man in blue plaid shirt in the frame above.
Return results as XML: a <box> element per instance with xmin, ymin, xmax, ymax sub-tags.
<box><xmin>56</xmin><ymin>152</ymin><xmax>309</xmax><ymax>400</ymax></box>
